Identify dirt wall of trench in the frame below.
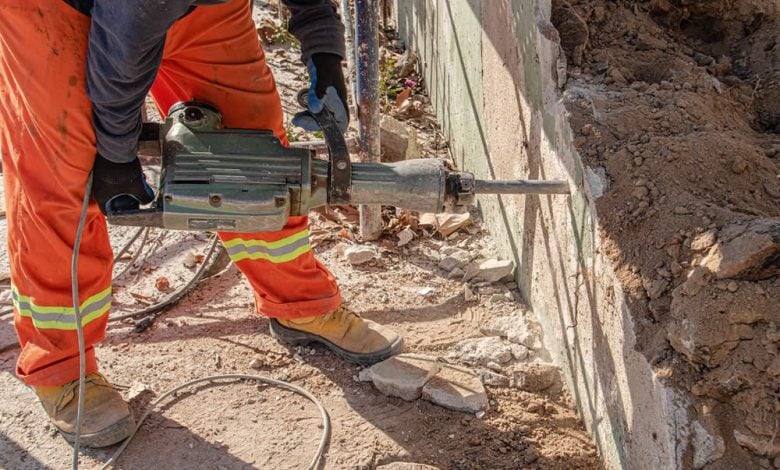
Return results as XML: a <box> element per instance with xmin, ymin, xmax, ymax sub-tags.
<box><xmin>395</xmin><ymin>0</ymin><xmax>779</xmax><ymax>469</ymax></box>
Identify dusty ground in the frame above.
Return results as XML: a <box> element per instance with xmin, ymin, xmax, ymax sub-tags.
<box><xmin>554</xmin><ymin>0</ymin><xmax>779</xmax><ymax>468</ymax></box>
<box><xmin>0</xmin><ymin>3</ymin><xmax>599</xmax><ymax>469</ymax></box>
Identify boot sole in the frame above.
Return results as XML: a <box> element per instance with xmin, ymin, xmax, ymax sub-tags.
<box><xmin>59</xmin><ymin>415</ymin><xmax>136</xmax><ymax>448</ymax></box>
<box><xmin>268</xmin><ymin>319</ymin><xmax>404</xmax><ymax>367</ymax></box>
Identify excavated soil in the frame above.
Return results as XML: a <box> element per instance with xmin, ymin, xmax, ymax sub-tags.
<box><xmin>554</xmin><ymin>0</ymin><xmax>779</xmax><ymax>468</ymax></box>
<box><xmin>0</xmin><ymin>3</ymin><xmax>599</xmax><ymax>469</ymax></box>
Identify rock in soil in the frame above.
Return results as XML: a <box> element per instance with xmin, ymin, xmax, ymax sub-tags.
<box><xmin>421</xmin><ymin>366</ymin><xmax>489</xmax><ymax>413</ymax></box>
<box><xmin>362</xmin><ymin>354</ymin><xmax>441</xmax><ymax>401</ymax></box>
<box><xmin>702</xmin><ymin>218</ymin><xmax>780</xmax><ymax>281</ymax></box>
<box><xmin>512</xmin><ymin>363</ymin><xmax>562</xmax><ymax>393</ymax></box>
<box><xmin>692</xmin><ymin>418</ymin><xmax>726</xmax><ymax>469</ymax></box>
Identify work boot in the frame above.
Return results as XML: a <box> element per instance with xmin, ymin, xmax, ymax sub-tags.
<box><xmin>34</xmin><ymin>373</ymin><xmax>135</xmax><ymax>448</ymax></box>
<box><xmin>269</xmin><ymin>307</ymin><xmax>403</xmax><ymax>366</ymax></box>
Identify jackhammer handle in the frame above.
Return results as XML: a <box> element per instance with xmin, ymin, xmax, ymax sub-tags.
<box><xmin>473</xmin><ymin>179</ymin><xmax>570</xmax><ymax>195</ymax></box>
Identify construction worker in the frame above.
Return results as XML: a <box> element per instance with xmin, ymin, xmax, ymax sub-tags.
<box><xmin>0</xmin><ymin>0</ymin><xmax>402</xmax><ymax>447</ymax></box>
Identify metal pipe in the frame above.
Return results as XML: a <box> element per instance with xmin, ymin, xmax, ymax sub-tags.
<box><xmin>474</xmin><ymin>179</ymin><xmax>570</xmax><ymax>195</ymax></box>
<box><xmin>355</xmin><ymin>0</ymin><xmax>383</xmax><ymax>240</ymax></box>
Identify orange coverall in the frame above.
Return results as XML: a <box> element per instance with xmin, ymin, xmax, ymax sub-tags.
<box><xmin>0</xmin><ymin>0</ymin><xmax>341</xmax><ymax>386</ymax></box>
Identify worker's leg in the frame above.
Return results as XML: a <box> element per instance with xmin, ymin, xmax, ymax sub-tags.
<box><xmin>0</xmin><ymin>0</ymin><xmax>112</xmax><ymax>387</ymax></box>
<box><xmin>150</xmin><ymin>0</ymin><xmax>402</xmax><ymax>364</ymax></box>
<box><xmin>0</xmin><ymin>0</ymin><xmax>134</xmax><ymax>447</ymax></box>
<box><xmin>150</xmin><ymin>0</ymin><xmax>341</xmax><ymax>320</ymax></box>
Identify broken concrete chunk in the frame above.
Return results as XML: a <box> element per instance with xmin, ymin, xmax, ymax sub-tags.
<box><xmin>380</xmin><ymin>115</ymin><xmax>419</xmax><ymax>163</ymax></box>
<box><xmin>702</xmin><ymin>218</ymin><xmax>780</xmax><ymax>280</ymax></box>
<box><xmin>479</xmin><ymin>313</ymin><xmax>542</xmax><ymax>349</ymax></box>
<box><xmin>447</xmin><ymin>337</ymin><xmax>515</xmax><ymax>366</ymax></box>
<box><xmin>512</xmin><ymin>362</ymin><xmax>561</xmax><ymax>393</ymax></box>
<box><xmin>421</xmin><ymin>366</ymin><xmax>489</xmax><ymax>413</ymax></box>
<box><xmin>435</xmin><ymin>213</ymin><xmax>472</xmax><ymax>237</ymax></box>
<box><xmin>344</xmin><ymin>245</ymin><xmax>377</xmax><ymax>266</ymax></box>
<box><xmin>364</xmin><ymin>354</ymin><xmax>440</xmax><ymax>401</ymax></box>
<box><xmin>474</xmin><ymin>259</ymin><xmax>515</xmax><ymax>283</ymax></box>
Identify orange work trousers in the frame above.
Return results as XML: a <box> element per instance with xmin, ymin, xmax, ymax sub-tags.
<box><xmin>0</xmin><ymin>0</ymin><xmax>341</xmax><ymax>386</ymax></box>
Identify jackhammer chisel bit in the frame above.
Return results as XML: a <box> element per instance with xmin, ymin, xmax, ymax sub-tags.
<box><xmin>107</xmin><ymin>102</ymin><xmax>569</xmax><ymax>232</ymax></box>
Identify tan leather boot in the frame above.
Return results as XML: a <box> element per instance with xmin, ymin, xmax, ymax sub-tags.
<box><xmin>269</xmin><ymin>307</ymin><xmax>403</xmax><ymax>366</ymax></box>
<box><xmin>34</xmin><ymin>373</ymin><xmax>135</xmax><ymax>448</ymax></box>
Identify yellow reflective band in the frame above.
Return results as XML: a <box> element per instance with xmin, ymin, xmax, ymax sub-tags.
<box><xmin>224</xmin><ymin>229</ymin><xmax>312</xmax><ymax>264</ymax></box>
<box><xmin>12</xmin><ymin>286</ymin><xmax>112</xmax><ymax>331</ymax></box>
<box><xmin>229</xmin><ymin>243</ymin><xmax>312</xmax><ymax>263</ymax></box>
<box><xmin>222</xmin><ymin>229</ymin><xmax>309</xmax><ymax>250</ymax></box>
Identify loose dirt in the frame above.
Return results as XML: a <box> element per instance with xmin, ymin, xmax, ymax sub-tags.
<box><xmin>554</xmin><ymin>0</ymin><xmax>779</xmax><ymax>468</ymax></box>
<box><xmin>0</xmin><ymin>3</ymin><xmax>599</xmax><ymax>469</ymax></box>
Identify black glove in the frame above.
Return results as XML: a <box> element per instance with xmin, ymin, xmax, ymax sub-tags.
<box><xmin>91</xmin><ymin>154</ymin><xmax>155</xmax><ymax>215</ymax></box>
<box><xmin>293</xmin><ymin>53</ymin><xmax>350</xmax><ymax>133</ymax></box>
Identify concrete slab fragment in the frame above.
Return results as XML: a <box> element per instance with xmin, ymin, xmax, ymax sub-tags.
<box><xmin>422</xmin><ymin>366</ymin><xmax>489</xmax><ymax>413</ymax></box>
<box><xmin>365</xmin><ymin>354</ymin><xmax>440</xmax><ymax>401</ymax></box>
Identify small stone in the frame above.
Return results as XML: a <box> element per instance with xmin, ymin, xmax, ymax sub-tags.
<box><xmin>680</xmin><ymin>266</ymin><xmax>712</xmax><ymax>297</ymax></box>
<box><xmin>673</xmin><ymin>206</ymin><xmax>690</xmax><ymax>215</ymax></box>
<box><xmin>397</xmin><ymin>227</ymin><xmax>415</xmax><ymax>247</ymax></box>
<box><xmin>249</xmin><ymin>358</ymin><xmax>263</xmax><ymax>370</ymax></box>
<box><xmin>632</xmin><ymin>186</ymin><xmax>649</xmax><ymax>200</ymax></box>
<box><xmin>380</xmin><ymin>115</ymin><xmax>420</xmax><ymax>163</ymax></box>
<box><xmin>731</xmin><ymin>156</ymin><xmax>748</xmax><ymax>175</ymax></box>
<box><xmin>727</xmin><ymin>281</ymin><xmax>739</xmax><ymax>293</ymax></box>
<box><xmin>512</xmin><ymin>363</ymin><xmax>561</xmax><ymax>392</ymax></box>
<box><xmin>478</xmin><ymin>369</ymin><xmax>511</xmax><ymax>387</ymax></box>
<box><xmin>447</xmin><ymin>267</ymin><xmax>465</xmax><ymax>279</ymax></box>
<box><xmin>182</xmin><ymin>250</ymin><xmax>199</xmax><ymax>268</ymax></box>
<box><xmin>417</xmin><ymin>287</ymin><xmax>435</xmax><ymax>297</ymax></box>
<box><xmin>155</xmin><ymin>276</ymin><xmax>170</xmax><ymax>292</ymax></box>
<box><xmin>764</xmin><ymin>183</ymin><xmax>780</xmax><ymax>199</ymax></box>
<box><xmin>464</xmin><ymin>285</ymin><xmax>477</xmax><ymax>301</ymax></box>
<box><xmin>392</xmin><ymin>49</ymin><xmax>417</xmax><ymax>78</ymax></box>
<box><xmin>524</xmin><ymin>449</ymin><xmax>539</xmax><ymax>464</ymax></box>
<box><xmin>422</xmin><ymin>366</ymin><xmax>489</xmax><ymax>413</ymax></box>
<box><xmin>691</xmin><ymin>230</ymin><xmax>717</xmax><ymax>251</ymax></box>
<box><xmin>344</xmin><ymin>245</ymin><xmax>377</xmax><ymax>265</ymax></box>
<box><xmin>126</xmin><ymin>382</ymin><xmax>151</xmax><ymax>401</ymax></box>
<box><xmin>365</xmin><ymin>354</ymin><xmax>440</xmax><ymax>401</ymax></box>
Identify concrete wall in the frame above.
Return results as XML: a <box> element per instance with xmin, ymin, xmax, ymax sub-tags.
<box><xmin>395</xmin><ymin>2</ymin><xmax>691</xmax><ymax>468</ymax></box>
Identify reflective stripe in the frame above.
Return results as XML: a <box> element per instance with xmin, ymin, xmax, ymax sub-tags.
<box><xmin>223</xmin><ymin>229</ymin><xmax>312</xmax><ymax>264</ymax></box>
<box><xmin>12</xmin><ymin>286</ymin><xmax>112</xmax><ymax>330</ymax></box>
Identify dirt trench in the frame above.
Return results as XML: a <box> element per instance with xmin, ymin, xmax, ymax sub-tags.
<box><xmin>553</xmin><ymin>0</ymin><xmax>780</xmax><ymax>468</ymax></box>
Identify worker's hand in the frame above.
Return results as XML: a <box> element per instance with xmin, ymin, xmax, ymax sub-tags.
<box><xmin>293</xmin><ymin>53</ymin><xmax>349</xmax><ymax>134</ymax></box>
<box><xmin>91</xmin><ymin>154</ymin><xmax>155</xmax><ymax>215</ymax></box>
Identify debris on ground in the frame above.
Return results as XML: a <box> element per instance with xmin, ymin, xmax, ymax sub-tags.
<box><xmin>421</xmin><ymin>364</ymin><xmax>489</xmax><ymax>414</ymax></box>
